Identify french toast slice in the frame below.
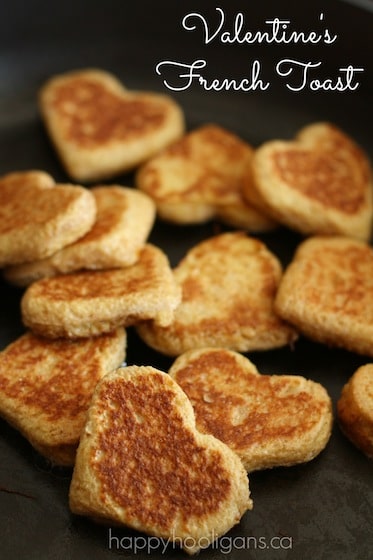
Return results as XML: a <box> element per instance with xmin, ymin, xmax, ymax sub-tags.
<box><xmin>275</xmin><ymin>235</ymin><xmax>373</xmax><ymax>357</ymax></box>
<box><xmin>243</xmin><ymin>122</ymin><xmax>373</xmax><ymax>241</ymax></box>
<box><xmin>21</xmin><ymin>244</ymin><xmax>181</xmax><ymax>338</ymax></box>
<box><xmin>136</xmin><ymin>124</ymin><xmax>276</xmax><ymax>230</ymax></box>
<box><xmin>69</xmin><ymin>365</ymin><xmax>252</xmax><ymax>554</ymax></box>
<box><xmin>4</xmin><ymin>186</ymin><xmax>156</xmax><ymax>286</ymax></box>
<box><xmin>136</xmin><ymin>232</ymin><xmax>297</xmax><ymax>356</ymax></box>
<box><xmin>337</xmin><ymin>364</ymin><xmax>373</xmax><ymax>459</ymax></box>
<box><xmin>0</xmin><ymin>328</ymin><xmax>126</xmax><ymax>466</ymax></box>
<box><xmin>0</xmin><ymin>170</ymin><xmax>96</xmax><ymax>267</ymax></box>
<box><xmin>169</xmin><ymin>348</ymin><xmax>333</xmax><ymax>471</ymax></box>
<box><xmin>39</xmin><ymin>68</ymin><xmax>185</xmax><ymax>182</ymax></box>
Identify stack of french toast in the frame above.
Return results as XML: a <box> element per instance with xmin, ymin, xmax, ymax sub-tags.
<box><xmin>0</xmin><ymin>68</ymin><xmax>372</xmax><ymax>554</ymax></box>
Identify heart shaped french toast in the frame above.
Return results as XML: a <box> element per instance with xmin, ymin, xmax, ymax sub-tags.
<box><xmin>243</xmin><ymin>122</ymin><xmax>373</xmax><ymax>241</ymax></box>
<box><xmin>169</xmin><ymin>348</ymin><xmax>333</xmax><ymax>472</ymax></box>
<box><xmin>69</xmin><ymin>365</ymin><xmax>252</xmax><ymax>554</ymax></box>
<box><xmin>21</xmin><ymin>244</ymin><xmax>181</xmax><ymax>338</ymax></box>
<box><xmin>136</xmin><ymin>232</ymin><xmax>297</xmax><ymax>356</ymax></box>
<box><xmin>136</xmin><ymin>124</ymin><xmax>276</xmax><ymax>231</ymax></box>
<box><xmin>275</xmin><ymin>235</ymin><xmax>373</xmax><ymax>358</ymax></box>
<box><xmin>39</xmin><ymin>69</ymin><xmax>185</xmax><ymax>182</ymax></box>
<box><xmin>0</xmin><ymin>170</ymin><xmax>96</xmax><ymax>267</ymax></box>
<box><xmin>338</xmin><ymin>364</ymin><xmax>373</xmax><ymax>459</ymax></box>
<box><xmin>4</xmin><ymin>185</ymin><xmax>156</xmax><ymax>286</ymax></box>
<box><xmin>0</xmin><ymin>328</ymin><xmax>125</xmax><ymax>466</ymax></box>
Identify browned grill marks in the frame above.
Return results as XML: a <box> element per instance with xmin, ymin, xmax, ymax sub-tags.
<box><xmin>51</xmin><ymin>78</ymin><xmax>167</xmax><ymax>147</ymax></box>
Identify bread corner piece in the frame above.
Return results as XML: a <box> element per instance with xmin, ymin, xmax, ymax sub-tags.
<box><xmin>337</xmin><ymin>364</ymin><xmax>373</xmax><ymax>459</ymax></box>
<box><xmin>69</xmin><ymin>365</ymin><xmax>252</xmax><ymax>554</ymax></box>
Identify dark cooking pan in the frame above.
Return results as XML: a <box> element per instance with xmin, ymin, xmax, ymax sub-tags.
<box><xmin>0</xmin><ymin>0</ymin><xmax>372</xmax><ymax>558</ymax></box>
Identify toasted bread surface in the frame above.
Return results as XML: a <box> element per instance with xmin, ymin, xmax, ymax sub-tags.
<box><xmin>275</xmin><ymin>235</ymin><xmax>373</xmax><ymax>357</ymax></box>
<box><xmin>0</xmin><ymin>329</ymin><xmax>126</xmax><ymax>465</ymax></box>
<box><xmin>337</xmin><ymin>364</ymin><xmax>373</xmax><ymax>458</ymax></box>
<box><xmin>21</xmin><ymin>244</ymin><xmax>181</xmax><ymax>338</ymax></box>
<box><xmin>136</xmin><ymin>124</ymin><xmax>276</xmax><ymax>230</ymax></box>
<box><xmin>4</xmin><ymin>186</ymin><xmax>156</xmax><ymax>286</ymax></box>
<box><xmin>69</xmin><ymin>365</ymin><xmax>251</xmax><ymax>553</ymax></box>
<box><xmin>0</xmin><ymin>171</ymin><xmax>96</xmax><ymax>266</ymax></box>
<box><xmin>136</xmin><ymin>232</ymin><xmax>297</xmax><ymax>356</ymax></box>
<box><xmin>244</xmin><ymin>122</ymin><xmax>373</xmax><ymax>240</ymax></box>
<box><xmin>39</xmin><ymin>68</ymin><xmax>185</xmax><ymax>182</ymax></box>
<box><xmin>170</xmin><ymin>348</ymin><xmax>333</xmax><ymax>471</ymax></box>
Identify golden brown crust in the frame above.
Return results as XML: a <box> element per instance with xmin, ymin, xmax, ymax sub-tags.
<box><xmin>0</xmin><ymin>329</ymin><xmax>126</xmax><ymax>465</ymax></box>
<box><xmin>337</xmin><ymin>364</ymin><xmax>373</xmax><ymax>458</ymax></box>
<box><xmin>275</xmin><ymin>235</ymin><xmax>373</xmax><ymax>357</ymax></box>
<box><xmin>0</xmin><ymin>171</ymin><xmax>97</xmax><ymax>266</ymax></box>
<box><xmin>136</xmin><ymin>232</ymin><xmax>297</xmax><ymax>356</ymax></box>
<box><xmin>270</xmin><ymin>149</ymin><xmax>364</xmax><ymax>214</ymax></box>
<box><xmin>49</xmin><ymin>78</ymin><xmax>168</xmax><ymax>147</ymax></box>
<box><xmin>39</xmin><ymin>69</ymin><xmax>185</xmax><ymax>182</ymax></box>
<box><xmin>69</xmin><ymin>366</ymin><xmax>252</xmax><ymax>553</ymax></box>
<box><xmin>244</xmin><ymin>122</ymin><xmax>373</xmax><ymax>241</ymax></box>
<box><xmin>21</xmin><ymin>244</ymin><xmax>181</xmax><ymax>338</ymax></box>
<box><xmin>4</xmin><ymin>186</ymin><xmax>156</xmax><ymax>286</ymax></box>
<box><xmin>136</xmin><ymin>124</ymin><xmax>276</xmax><ymax>230</ymax></box>
<box><xmin>169</xmin><ymin>348</ymin><xmax>333</xmax><ymax>471</ymax></box>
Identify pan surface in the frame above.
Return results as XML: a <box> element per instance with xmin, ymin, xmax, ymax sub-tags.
<box><xmin>0</xmin><ymin>1</ymin><xmax>372</xmax><ymax>558</ymax></box>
